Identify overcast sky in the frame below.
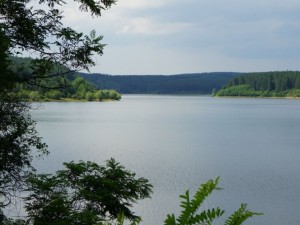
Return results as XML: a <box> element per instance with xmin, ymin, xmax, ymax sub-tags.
<box><xmin>62</xmin><ymin>0</ymin><xmax>300</xmax><ymax>74</ymax></box>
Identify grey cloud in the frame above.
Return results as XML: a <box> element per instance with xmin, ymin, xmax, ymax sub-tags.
<box><xmin>59</xmin><ymin>0</ymin><xmax>300</xmax><ymax>73</ymax></box>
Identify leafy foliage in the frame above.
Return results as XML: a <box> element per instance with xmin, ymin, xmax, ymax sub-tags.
<box><xmin>0</xmin><ymin>96</ymin><xmax>48</xmax><ymax>209</ymax></box>
<box><xmin>164</xmin><ymin>177</ymin><xmax>262</xmax><ymax>225</ymax></box>
<box><xmin>24</xmin><ymin>159</ymin><xmax>153</xmax><ymax>225</ymax></box>
<box><xmin>0</xmin><ymin>0</ymin><xmax>116</xmax><ymax>87</ymax></box>
<box><xmin>0</xmin><ymin>56</ymin><xmax>48</xmax><ymax>216</ymax></box>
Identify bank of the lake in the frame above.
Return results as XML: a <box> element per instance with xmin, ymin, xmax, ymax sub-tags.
<box><xmin>31</xmin><ymin>97</ymin><xmax>120</xmax><ymax>102</ymax></box>
<box><xmin>214</xmin><ymin>95</ymin><xmax>300</xmax><ymax>99</ymax></box>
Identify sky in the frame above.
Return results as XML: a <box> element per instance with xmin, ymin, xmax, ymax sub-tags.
<box><xmin>53</xmin><ymin>0</ymin><xmax>300</xmax><ymax>74</ymax></box>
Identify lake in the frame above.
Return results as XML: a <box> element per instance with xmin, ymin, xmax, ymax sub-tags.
<box><xmin>31</xmin><ymin>95</ymin><xmax>300</xmax><ymax>225</ymax></box>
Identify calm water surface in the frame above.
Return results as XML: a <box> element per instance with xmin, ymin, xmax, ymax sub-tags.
<box><xmin>31</xmin><ymin>95</ymin><xmax>300</xmax><ymax>225</ymax></box>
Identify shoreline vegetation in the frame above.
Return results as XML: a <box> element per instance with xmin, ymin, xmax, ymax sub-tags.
<box><xmin>214</xmin><ymin>71</ymin><xmax>300</xmax><ymax>98</ymax></box>
<box><xmin>14</xmin><ymin>86</ymin><xmax>122</xmax><ymax>102</ymax></box>
<box><xmin>213</xmin><ymin>84</ymin><xmax>300</xmax><ymax>98</ymax></box>
<box><xmin>11</xmin><ymin>57</ymin><xmax>122</xmax><ymax>102</ymax></box>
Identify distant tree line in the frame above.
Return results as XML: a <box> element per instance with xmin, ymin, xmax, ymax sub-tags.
<box><xmin>80</xmin><ymin>72</ymin><xmax>240</xmax><ymax>94</ymax></box>
<box><xmin>215</xmin><ymin>71</ymin><xmax>300</xmax><ymax>97</ymax></box>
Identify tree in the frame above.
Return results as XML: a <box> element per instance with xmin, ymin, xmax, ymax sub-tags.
<box><xmin>24</xmin><ymin>159</ymin><xmax>152</xmax><ymax>225</ymax></box>
<box><xmin>0</xmin><ymin>0</ymin><xmax>116</xmax><ymax>221</ymax></box>
<box><xmin>0</xmin><ymin>0</ymin><xmax>116</xmax><ymax>87</ymax></box>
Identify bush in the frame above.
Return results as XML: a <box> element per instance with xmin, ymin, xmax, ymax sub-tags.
<box><xmin>286</xmin><ymin>89</ymin><xmax>300</xmax><ymax>97</ymax></box>
<box><xmin>29</xmin><ymin>91</ymin><xmax>41</xmax><ymax>101</ymax></box>
<box><xmin>45</xmin><ymin>90</ymin><xmax>62</xmax><ymax>100</ymax></box>
<box><xmin>85</xmin><ymin>91</ymin><xmax>95</xmax><ymax>101</ymax></box>
<box><xmin>94</xmin><ymin>90</ymin><xmax>104</xmax><ymax>101</ymax></box>
<box><xmin>24</xmin><ymin>159</ymin><xmax>153</xmax><ymax>225</ymax></box>
<box><xmin>108</xmin><ymin>90</ymin><xmax>121</xmax><ymax>100</ymax></box>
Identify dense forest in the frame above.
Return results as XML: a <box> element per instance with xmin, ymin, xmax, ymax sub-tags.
<box><xmin>215</xmin><ymin>71</ymin><xmax>300</xmax><ymax>97</ymax></box>
<box><xmin>10</xmin><ymin>57</ymin><xmax>122</xmax><ymax>101</ymax></box>
<box><xmin>80</xmin><ymin>72</ymin><xmax>240</xmax><ymax>94</ymax></box>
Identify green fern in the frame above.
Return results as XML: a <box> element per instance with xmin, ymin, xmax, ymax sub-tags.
<box><xmin>164</xmin><ymin>177</ymin><xmax>262</xmax><ymax>225</ymax></box>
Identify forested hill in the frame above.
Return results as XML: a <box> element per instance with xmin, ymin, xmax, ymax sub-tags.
<box><xmin>215</xmin><ymin>71</ymin><xmax>300</xmax><ymax>97</ymax></box>
<box><xmin>79</xmin><ymin>72</ymin><xmax>240</xmax><ymax>94</ymax></box>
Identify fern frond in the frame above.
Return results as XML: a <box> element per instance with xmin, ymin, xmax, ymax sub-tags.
<box><xmin>189</xmin><ymin>177</ymin><xmax>221</xmax><ymax>215</ymax></box>
<box><xmin>179</xmin><ymin>191</ymin><xmax>191</xmax><ymax>209</ymax></box>
<box><xmin>224</xmin><ymin>203</ymin><xmax>263</xmax><ymax>225</ymax></box>
<box><xmin>177</xmin><ymin>177</ymin><xmax>221</xmax><ymax>224</ymax></box>
<box><xmin>190</xmin><ymin>207</ymin><xmax>225</xmax><ymax>225</ymax></box>
<box><xmin>177</xmin><ymin>190</ymin><xmax>192</xmax><ymax>223</ymax></box>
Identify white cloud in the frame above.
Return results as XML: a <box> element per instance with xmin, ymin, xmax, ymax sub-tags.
<box><xmin>117</xmin><ymin>0</ymin><xmax>167</xmax><ymax>9</ymax></box>
<box><xmin>118</xmin><ymin>17</ymin><xmax>192</xmax><ymax>35</ymax></box>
